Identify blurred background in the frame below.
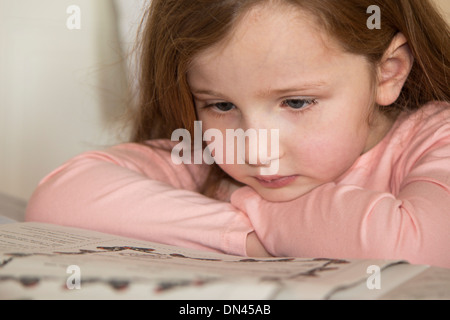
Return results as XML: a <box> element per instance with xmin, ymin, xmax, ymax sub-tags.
<box><xmin>0</xmin><ymin>0</ymin><xmax>146</xmax><ymax>202</ymax></box>
<box><xmin>0</xmin><ymin>0</ymin><xmax>449</xmax><ymax>204</ymax></box>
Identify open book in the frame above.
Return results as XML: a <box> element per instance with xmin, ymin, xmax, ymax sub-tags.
<box><xmin>0</xmin><ymin>222</ymin><xmax>448</xmax><ymax>300</ymax></box>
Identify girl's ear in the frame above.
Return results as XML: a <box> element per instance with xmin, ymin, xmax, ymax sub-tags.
<box><xmin>375</xmin><ymin>33</ymin><xmax>414</xmax><ymax>106</ymax></box>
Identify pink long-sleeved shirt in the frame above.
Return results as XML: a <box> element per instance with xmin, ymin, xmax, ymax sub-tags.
<box><xmin>26</xmin><ymin>102</ymin><xmax>450</xmax><ymax>268</ymax></box>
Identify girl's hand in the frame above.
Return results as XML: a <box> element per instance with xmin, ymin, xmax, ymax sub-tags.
<box><xmin>246</xmin><ymin>232</ymin><xmax>272</xmax><ymax>257</ymax></box>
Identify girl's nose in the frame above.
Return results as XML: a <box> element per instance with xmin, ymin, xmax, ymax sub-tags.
<box><xmin>240</xmin><ymin>127</ymin><xmax>281</xmax><ymax>167</ymax></box>
<box><xmin>234</xmin><ymin>111</ymin><xmax>282</xmax><ymax>173</ymax></box>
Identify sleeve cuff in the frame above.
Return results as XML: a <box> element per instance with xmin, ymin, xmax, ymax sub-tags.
<box><xmin>221</xmin><ymin>209</ymin><xmax>254</xmax><ymax>257</ymax></box>
<box><xmin>222</xmin><ymin>186</ymin><xmax>263</xmax><ymax>257</ymax></box>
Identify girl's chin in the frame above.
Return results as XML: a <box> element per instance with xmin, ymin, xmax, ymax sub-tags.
<box><xmin>252</xmin><ymin>183</ymin><xmax>321</xmax><ymax>202</ymax></box>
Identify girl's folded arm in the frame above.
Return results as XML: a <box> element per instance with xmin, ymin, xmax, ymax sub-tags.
<box><xmin>25</xmin><ymin>141</ymin><xmax>253</xmax><ymax>256</ymax></box>
<box><xmin>232</xmin><ymin>140</ymin><xmax>450</xmax><ymax>268</ymax></box>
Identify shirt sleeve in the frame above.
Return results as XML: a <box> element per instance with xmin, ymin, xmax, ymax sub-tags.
<box><xmin>230</xmin><ymin>123</ymin><xmax>450</xmax><ymax>268</ymax></box>
<box><xmin>25</xmin><ymin>140</ymin><xmax>253</xmax><ymax>256</ymax></box>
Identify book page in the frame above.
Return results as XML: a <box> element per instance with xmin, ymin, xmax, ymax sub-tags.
<box><xmin>0</xmin><ymin>222</ymin><xmax>405</xmax><ymax>300</ymax></box>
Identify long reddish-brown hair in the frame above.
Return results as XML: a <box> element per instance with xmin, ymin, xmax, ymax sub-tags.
<box><xmin>129</xmin><ymin>0</ymin><xmax>450</xmax><ymax>196</ymax></box>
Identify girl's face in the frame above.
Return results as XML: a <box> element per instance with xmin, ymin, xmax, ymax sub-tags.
<box><xmin>187</xmin><ymin>4</ymin><xmax>393</xmax><ymax>202</ymax></box>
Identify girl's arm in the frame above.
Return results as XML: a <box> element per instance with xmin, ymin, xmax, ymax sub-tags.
<box><xmin>25</xmin><ymin>140</ymin><xmax>254</xmax><ymax>256</ymax></box>
<box><xmin>235</xmin><ymin>137</ymin><xmax>450</xmax><ymax>268</ymax></box>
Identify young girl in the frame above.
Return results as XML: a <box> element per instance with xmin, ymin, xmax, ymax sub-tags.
<box><xmin>26</xmin><ymin>0</ymin><xmax>450</xmax><ymax>268</ymax></box>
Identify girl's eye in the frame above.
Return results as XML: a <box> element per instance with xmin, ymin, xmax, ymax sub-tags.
<box><xmin>282</xmin><ymin>98</ymin><xmax>317</xmax><ymax>110</ymax></box>
<box><xmin>211</xmin><ymin>102</ymin><xmax>236</xmax><ymax>112</ymax></box>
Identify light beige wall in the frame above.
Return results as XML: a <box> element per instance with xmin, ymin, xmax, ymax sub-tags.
<box><xmin>0</xmin><ymin>0</ymin><xmax>129</xmax><ymax>200</ymax></box>
<box><xmin>432</xmin><ymin>0</ymin><xmax>450</xmax><ymax>22</ymax></box>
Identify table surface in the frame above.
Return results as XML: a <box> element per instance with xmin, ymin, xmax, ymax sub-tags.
<box><xmin>0</xmin><ymin>193</ymin><xmax>27</xmax><ymax>223</ymax></box>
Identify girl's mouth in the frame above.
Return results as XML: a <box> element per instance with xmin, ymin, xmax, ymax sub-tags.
<box><xmin>254</xmin><ymin>175</ymin><xmax>298</xmax><ymax>188</ymax></box>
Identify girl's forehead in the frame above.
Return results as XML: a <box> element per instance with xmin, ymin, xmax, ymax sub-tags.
<box><xmin>188</xmin><ymin>3</ymin><xmax>346</xmax><ymax>84</ymax></box>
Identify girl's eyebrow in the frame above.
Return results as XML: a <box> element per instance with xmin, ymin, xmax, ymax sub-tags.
<box><xmin>191</xmin><ymin>89</ymin><xmax>224</xmax><ymax>97</ymax></box>
<box><xmin>191</xmin><ymin>82</ymin><xmax>327</xmax><ymax>99</ymax></box>
<box><xmin>256</xmin><ymin>82</ymin><xmax>327</xmax><ymax>98</ymax></box>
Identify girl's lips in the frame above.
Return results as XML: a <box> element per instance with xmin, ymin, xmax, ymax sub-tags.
<box><xmin>254</xmin><ymin>175</ymin><xmax>298</xmax><ymax>188</ymax></box>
